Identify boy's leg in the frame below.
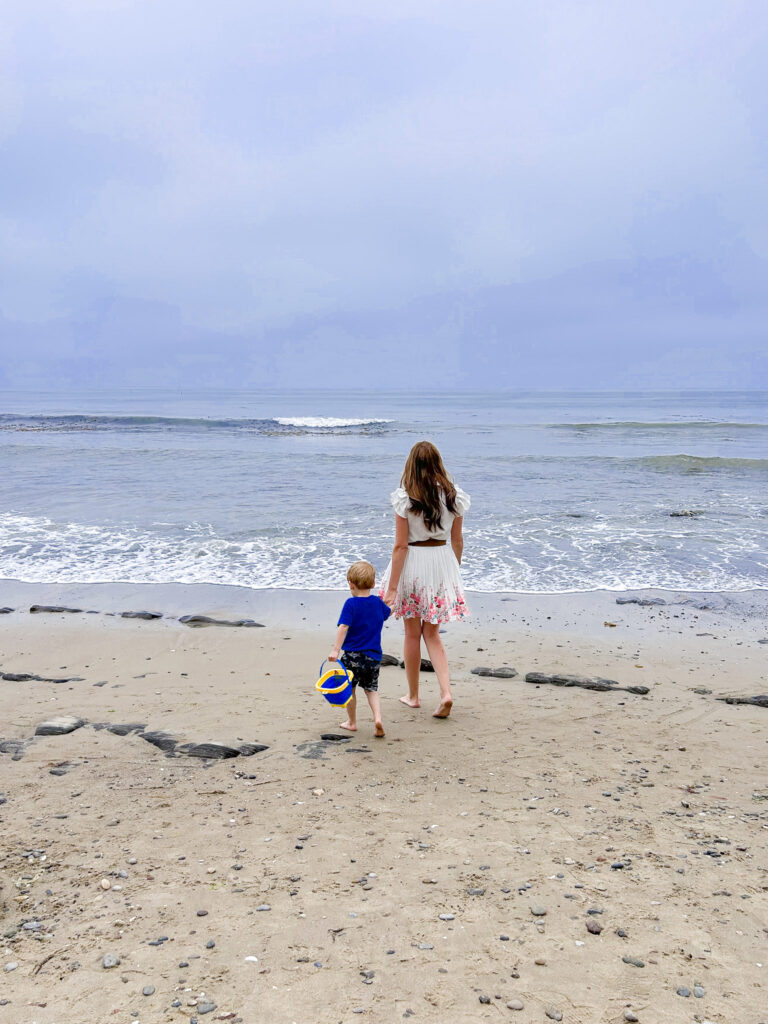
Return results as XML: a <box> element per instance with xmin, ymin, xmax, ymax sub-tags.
<box><xmin>363</xmin><ymin>688</ymin><xmax>385</xmax><ymax>737</ymax></box>
<box><xmin>339</xmin><ymin>688</ymin><xmax>357</xmax><ymax>731</ymax></box>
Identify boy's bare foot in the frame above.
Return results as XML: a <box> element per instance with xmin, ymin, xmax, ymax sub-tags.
<box><xmin>374</xmin><ymin>722</ymin><xmax>385</xmax><ymax>737</ymax></box>
<box><xmin>339</xmin><ymin>721</ymin><xmax>357</xmax><ymax>731</ymax></box>
<box><xmin>433</xmin><ymin>698</ymin><xmax>453</xmax><ymax>719</ymax></box>
<box><xmin>399</xmin><ymin>696</ymin><xmax>420</xmax><ymax>708</ymax></box>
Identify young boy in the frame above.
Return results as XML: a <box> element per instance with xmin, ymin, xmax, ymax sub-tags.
<box><xmin>328</xmin><ymin>560</ymin><xmax>391</xmax><ymax>737</ymax></box>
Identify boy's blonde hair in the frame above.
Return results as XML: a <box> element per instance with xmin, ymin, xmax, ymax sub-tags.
<box><xmin>347</xmin><ymin>560</ymin><xmax>376</xmax><ymax>589</ymax></box>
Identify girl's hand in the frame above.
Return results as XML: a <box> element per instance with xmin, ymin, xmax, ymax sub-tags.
<box><xmin>383</xmin><ymin>589</ymin><xmax>397</xmax><ymax>609</ymax></box>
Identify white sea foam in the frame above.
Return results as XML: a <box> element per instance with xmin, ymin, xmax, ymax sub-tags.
<box><xmin>1</xmin><ymin>512</ymin><xmax>765</xmax><ymax>593</ymax></box>
<box><xmin>273</xmin><ymin>416</ymin><xmax>393</xmax><ymax>428</ymax></box>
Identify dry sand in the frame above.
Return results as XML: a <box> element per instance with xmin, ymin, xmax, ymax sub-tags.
<box><xmin>1</xmin><ymin>585</ymin><xmax>767</xmax><ymax>1024</ymax></box>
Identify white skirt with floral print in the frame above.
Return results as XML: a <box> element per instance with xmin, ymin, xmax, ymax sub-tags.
<box><xmin>381</xmin><ymin>545</ymin><xmax>468</xmax><ymax>624</ymax></box>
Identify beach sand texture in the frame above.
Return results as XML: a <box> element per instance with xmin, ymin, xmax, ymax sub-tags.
<box><xmin>1</xmin><ymin>590</ymin><xmax>767</xmax><ymax>1023</ymax></box>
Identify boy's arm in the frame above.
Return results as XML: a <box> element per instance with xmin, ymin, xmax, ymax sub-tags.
<box><xmin>329</xmin><ymin>623</ymin><xmax>348</xmax><ymax>661</ymax></box>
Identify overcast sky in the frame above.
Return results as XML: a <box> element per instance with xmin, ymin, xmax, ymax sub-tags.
<box><xmin>1</xmin><ymin>0</ymin><xmax>766</xmax><ymax>389</ymax></box>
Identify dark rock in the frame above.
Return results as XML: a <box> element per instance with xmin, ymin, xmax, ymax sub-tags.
<box><xmin>93</xmin><ymin>722</ymin><xmax>146</xmax><ymax>736</ymax></box>
<box><xmin>29</xmin><ymin>605</ymin><xmax>83</xmax><ymax>614</ymax></box>
<box><xmin>0</xmin><ymin>607</ymin><xmax>13</xmax><ymax>614</ymax></box>
<box><xmin>718</xmin><ymin>694</ymin><xmax>768</xmax><ymax>708</ymax></box>
<box><xmin>238</xmin><ymin>742</ymin><xmax>269</xmax><ymax>756</ymax></box>
<box><xmin>669</xmin><ymin>509</ymin><xmax>702</xmax><ymax>517</ymax></box>
<box><xmin>525</xmin><ymin>671</ymin><xmax>648</xmax><ymax>697</ymax></box>
<box><xmin>1</xmin><ymin>672</ymin><xmax>82</xmax><ymax>683</ymax></box>
<box><xmin>35</xmin><ymin>716</ymin><xmax>86</xmax><ymax>736</ymax></box>
<box><xmin>140</xmin><ymin>730</ymin><xmax>178</xmax><ymax>753</ymax></box>
<box><xmin>622</xmin><ymin>956</ymin><xmax>644</xmax><ymax>967</ymax></box>
<box><xmin>320</xmin><ymin>734</ymin><xmax>352</xmax><ymax>742</ymax></box>
<box><xmin>676</xmin><ymin>986</ymin><xmax>691</xmax><ymax>997</ymax></box>
<box><xmin>178</xmin><ymin>615</ymin><xmax>263</xmax><ymax>628</ymax></box>
<box><xmin>479</xmin><ymin>995</ymin><xmax>491</xmax><ymax>1004</ymax></box>
<box><xmin>0</xmin><ymin>738</ymin><xmax>28</xmax><ymax>760</ymax></box>
<box><xmin>586</xmin><ymin>919</ymin><xmax>603</xmax><ymax>934</ymax></box>
<box><xmin>616</xmin><ymin>596</ymin><xmax>667</xmax><ymax>605</ymax></box>
<box><xmin>380</xmin><ymin>654</ymin><xmax>400</xmax><ymax>667</ymax></box>
<box><xmin>180</xmin><ymin>742</ymin><xmax>241</xmax><ymax>760</ymax></box>
<box><xmin>121</xmin><ymin>611</ymin><xmax>163</xmax><ymax>620</ymax></box>
<box><xmin>471</xmin><ymin>666</ymin><xmax>518</xmax><ymax>678</ymax></box>
<box><xmin>397</xmin><ymin>658</ymin><xmax>435</xmax><ymax>671</ymax></box>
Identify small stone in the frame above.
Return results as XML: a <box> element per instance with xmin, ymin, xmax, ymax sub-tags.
<box><xmin>438</xmin><ymin>913</ymin><xmax>455</xmax><ymax>921</ymax></box>
<box><xmin>102</xmin><ymin>954</ymin><xmax>120</xmax><ymax>969</ymax></box>
<box><xmin>206</xmin><ymin>940</ymin><xmax>215</xmax><ymax>949</ymax></box>
<box><xmin>197</xmin><ymin>1002</ymin><xmax>216</xmax><ymax>1014</ymax></box>
<box><xmin>545</xmin><ymin>1008</ymin><xmax>563</xmax><ymax>1021</ymax></box>
<box><xmin>256</xmin><ymin>904</ymin><xmax>271</xmax><ymax>912</ymax></box>
<box><xmin>499</xmin><ymin>935</ymin><xmax>510</xmax><ymax>941</ymax></box>
<box><xmin>586</xmin><ymin>919</ymin><xmax>603</xmax><ymax>934</ymax></box>
<box><xmin>534</xmin><ymin>957</ymin><xmax>546</xmax><ymax>966</ymax></box>
<box><xmin>530</xmin><ymin>904</ymin><xmax>547</xmax><ymax>916</ymax></box>
<box><xmin>196</xmin><ymin>910</ymin><xmax>208</xmax><ymax>917</ymax></box>
<box><xmin>622</xmin><ymin>956</ymin><xmax>644</xmax><ymax>968</ymax></box>
<box><xmin>623</xmin><ymin>1013</ymin><xmax>639</xmax><ymax>1023</ymax></box>
<box><xmin>693</xmin><ymin>985</ymin><xmax>705</xmax><ymax>998</ymax></box>
<box><xmin>179</xmin><ymin>961</ymin><xmax>190</xmax><ymax>968</ymax></box>
<box><xmin>676</xmin><ymin>986</ymin><xmax>691</xmax><ymax>998</ymax></box>
<box><xmin>35</xmin><ymin>715</ymin><xmax>86</xmax><ymax>736</ymax></box>
<box><xmin>506</xmin><ymin>999</ymin><xmax>524</xmax><ymax>1010</ymax></box>
<box><xmin>479</xmin><ymin>995</ymin><xmax>491</xmax><ymax>1004</ymax></box>
<box><xmin>4</xmin><ymin>962</ymin><xmax>18</xmax><ymax>973</ymax></box>
<box><xmin>467</xmin><ymin>887</ymin><xmax>485</xmax><ymax>896</ymax></box>
<box><xmin>101</xmin><ymin>878</ymin><xmax>111</xmax><ymax>890</ymax></box>
<box><xmin>142</xmin><ymin>985</ymin><xmax>155</xmax><ymax>996</ymax></box>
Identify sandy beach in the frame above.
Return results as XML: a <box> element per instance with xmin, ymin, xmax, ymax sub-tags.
<box><xmin>1</xmin><ymin>584</ymin><xmax>767</xmax><ymax>1024</ymax></box>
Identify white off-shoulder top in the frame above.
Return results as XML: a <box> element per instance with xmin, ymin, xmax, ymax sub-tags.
<box><xmin>390</xmin><ymin>485</ymin><xmax>471</xmax><ymax>542</ymax></box>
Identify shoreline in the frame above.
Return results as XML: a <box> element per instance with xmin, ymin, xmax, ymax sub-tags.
<box><xmin>2</xmin><ymin>577</ymin><xmax>767</xmax><ymax>634</ymax></box>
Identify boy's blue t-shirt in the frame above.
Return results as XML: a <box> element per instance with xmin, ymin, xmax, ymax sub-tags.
<box><xmin>338</xmin><ymin>595</ymin><xmax>391</xmax><ymax>660</ymax></box>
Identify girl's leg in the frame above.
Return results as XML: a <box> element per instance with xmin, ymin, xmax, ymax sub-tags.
<box><xmin>340</xmin><ymin>690</ymin><xmax>357</xmax><ymax>731</ymax></box>
<box><xmin>421</xmin><ymin>622</ymin><xmax>453</xmax><ymax>718</ymax></box>
<box><xmin>364</xmin><ymin>689</ymin><xmax>385</xmax><ymax>737</ymax></box>
<box><xmin>400</xmin><ymin>617</ymin><xmax>422</xmax><ymax>707</ymax></box>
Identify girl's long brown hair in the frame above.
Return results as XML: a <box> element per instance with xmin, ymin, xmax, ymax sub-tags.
<box><xmin>401</xmin><ymin>441</ymin><xmax>457</xmax><ymax>531</ymax></box>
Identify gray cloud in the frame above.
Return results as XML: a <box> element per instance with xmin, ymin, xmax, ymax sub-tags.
<box><xmin>1</xmin><ymin>0</ymin><xmax>766</xmax><ymax>387</ymax></box>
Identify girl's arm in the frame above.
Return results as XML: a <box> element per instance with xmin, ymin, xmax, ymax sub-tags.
<box><xmin>450</xmin><ymin>515</ymin><xmax>464</xmax><ymax>565</ymax></box>
<box><xmin>329</xmin><ymin>623</ymin><xmax>349</xmax><ymax>661</ymax></box>
<box><xmin>384</xmin><ymin>514</ymin><xmax>409</xmax><ymax>607</ymax></box>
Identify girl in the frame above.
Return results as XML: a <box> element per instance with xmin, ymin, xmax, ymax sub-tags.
<box><xmin>382</xmin><ymin>441</ymin><xmax>470</xmax><ymax>718</ymax></box>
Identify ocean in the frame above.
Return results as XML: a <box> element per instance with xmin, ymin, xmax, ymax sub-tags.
<box><xmin>1</xmin><ymin>389</ymin><xmax>766</xmax><ymax>594</ymax></box>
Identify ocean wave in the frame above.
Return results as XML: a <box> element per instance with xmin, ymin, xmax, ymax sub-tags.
<box><xmin>636</xmin><ymin>454</ymin><xmax>768</xmax><ymax>471</ymax></box>
<box><xmin>274</xmin><ymin>416</ymin><xmax>394</xmax><ymax>428</ymax></box>
<box><xmin>1</xmin><ymin>511</ymin><xmax>766</xmax><ymax>593</ymax></box>
<box><xmin>0</xmin><ymin>413</ymin><xmax>394</xmax><ymax>434</ymax></box>
<box><xmin>550</xmin><ymin>420</ymin><xmax>768</xmax><ymax>430</ymax></box>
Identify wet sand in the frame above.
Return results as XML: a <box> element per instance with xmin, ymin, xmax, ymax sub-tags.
<box><xmin>1</xmin><ymin>585</ymin><xmax>767</xmax><ymax>1023</ymax></box>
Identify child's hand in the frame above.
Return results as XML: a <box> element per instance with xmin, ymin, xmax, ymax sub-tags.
<box><xmin>328</xmin><ymin>648</ymin><xmax>340</xmax><ymax>662</ymax></box>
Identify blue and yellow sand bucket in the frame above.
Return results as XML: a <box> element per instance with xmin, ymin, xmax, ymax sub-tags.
<box><xmin>315</xmin><ymin>660</ymin><xmax>354</xmax><ymax>707</ymax></box>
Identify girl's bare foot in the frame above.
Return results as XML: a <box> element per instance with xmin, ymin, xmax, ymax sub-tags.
<box><xmin>399</xmin><ymin>695</ymin><xmax>420</xmax><ymax>708</ymax></box>
<box><xmin>339</xmin><ymin>721</ymin><xmax>357</xmax><ymax>731</ymax></box>
<box><xmin>433</xmin><ymin>698</ymin><xmax>453</xmax><ymax>719</ymax></box>
<box><xmin>374</xmin><ymin>722</ymin><xmax>385</xmax><ymax>737</ymax></box>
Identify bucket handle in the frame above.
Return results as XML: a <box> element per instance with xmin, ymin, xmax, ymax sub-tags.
<box><xmin>316</xmin><ymin>658</ymin><xmax>353</xmax><ymax>694</ymax></box>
